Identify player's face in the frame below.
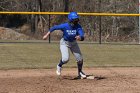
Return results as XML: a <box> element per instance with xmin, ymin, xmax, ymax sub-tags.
<box><xmin>71</xmin><ymin>18</ymin><xmax>79</xmax><ymax>25</ymax></box>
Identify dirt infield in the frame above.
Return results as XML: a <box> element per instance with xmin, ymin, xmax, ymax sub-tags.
<box><xmin>0</xmin><ymin>67</ymin><xmax>139</xmax><ymax>93</ymax></box>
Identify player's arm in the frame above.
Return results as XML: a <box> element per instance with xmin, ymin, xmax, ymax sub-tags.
<box><xmin>43</xmin><ymin>24</ymin><xmax>64</xmax><ymax>40</ymax></box>
<box><xmin>75</xmin><ymin>27</ymin><xmax>85</xmax><ymax>41</ymax></box>
<box><xmin>43</xmin><ymin>31</ymin><xmax>51</xmax><ymax>40</ymax></box>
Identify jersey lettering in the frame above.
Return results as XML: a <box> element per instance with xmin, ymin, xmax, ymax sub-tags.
<box><xmin>66</xmin><ymin>30</ymin><xmax>76</xmax><ymax>35</ymax></box>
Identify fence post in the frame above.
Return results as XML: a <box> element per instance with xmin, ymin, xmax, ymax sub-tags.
<box><xmin>139</xmin><ymin>0</ymin><xmax>140</xmax><ymax>44</ymax></box>
<box><xmin>48</xmin><ymin>15</ymin><xmax>51</xmax><ymax>43</ymax></box>
<box><xmin>99</xmin><ymin>0</ymin><xmax>102</xmax><ymax>44</ymax></box>
<box><xmin>99</xmin><ymin>17</ymin><xmax>102</xmax><ymax>44</ymax></box>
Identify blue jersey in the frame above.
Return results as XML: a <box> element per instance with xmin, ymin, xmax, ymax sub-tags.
<box><xmin>49</xmin><ymin>23</ymin><xmax>84</xmax><ymax>42</ymax></box>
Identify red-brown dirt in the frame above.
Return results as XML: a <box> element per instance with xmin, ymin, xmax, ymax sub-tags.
<box><xmin>0</xmin><ymin>67</ymin><xmax>139</xmax><ymax>93</ymax></box>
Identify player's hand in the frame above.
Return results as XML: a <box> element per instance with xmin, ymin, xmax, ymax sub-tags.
<box><xmin>43</xmin><ymin>35</ymin><xmax>48</xmax><ymax>40</ymax></box>
<box><xmin>75</xmin><ymin>36</ymin><xmax>81</xmax><ymax>41</ymax></box>
<box><xmin>43</xmin><ymin>32</ymin><xmax>50</xmax><ymax>40</ymax></box>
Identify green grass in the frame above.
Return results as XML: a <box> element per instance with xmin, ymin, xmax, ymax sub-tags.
<box><xmin>0</xmin><ymin>42</ymin><xmax>140</xmax><ymax>69</ymax></box>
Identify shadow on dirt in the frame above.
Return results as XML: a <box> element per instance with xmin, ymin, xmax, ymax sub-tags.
<box><xmin>94</xmin><ymin>76</ymin><xmax>106</xmax><ymax>80</ymax></box>
<box><xmin>61</xmin><ymin>75</ymin><xmax>106</xmax><ymax>80</ymax></box>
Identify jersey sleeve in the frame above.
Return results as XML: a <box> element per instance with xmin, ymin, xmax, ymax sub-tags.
<box><xmin>77</xmin><ymin>25</ymin><xmax>85</xmax><ymax>41</ymax></box>
<box><xmin>49</xmin><ymin>24</ymin><xmax>65</xmax><ymax>33</ymax></box>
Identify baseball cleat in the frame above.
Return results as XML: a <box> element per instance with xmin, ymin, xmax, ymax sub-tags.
<box><xmin>79</xmin><ymin>71</ymin><xmax>87</xmax><ymax>79</ymax></box>
<box><xmin>56</xmin><ymin>65</ymin><xmax>62</xmax><ymax>76</ymax></box>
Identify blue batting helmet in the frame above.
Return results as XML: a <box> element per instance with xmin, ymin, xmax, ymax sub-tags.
<box><xmin>68</xmin><ymin>12</ymin><xmax>79</xmax><ymax>21</ymax></box>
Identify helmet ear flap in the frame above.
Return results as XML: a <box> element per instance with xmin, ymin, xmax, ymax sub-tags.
<box><xmin>68</xmin><ymin>15</ymin><xmax>72</xmax><ymax>22</ymax></box>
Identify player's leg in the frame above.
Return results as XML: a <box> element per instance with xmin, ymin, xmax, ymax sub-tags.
<box><xmin>59</xmin><ymin>44</ymin><xmax>70</xmax><ymax>66</ymax></box>
<box><xmin>56</xmin><ymin>38</ymin><xmax>70</xmax><ymax>75</ymax></box>
<box><xmin>70</xmin><ymin>42</ymin><xmax>86</xmax><ymax>78</ymax></box>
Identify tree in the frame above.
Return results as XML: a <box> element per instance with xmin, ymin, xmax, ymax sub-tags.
<box><xmin>30</xmin><ymin>0</ymin><xmax>47</xmax><ymax>34</ymax></box>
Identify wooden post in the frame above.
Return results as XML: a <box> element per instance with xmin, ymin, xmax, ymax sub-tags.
<box><xmin>99</xmin><ymin>0</ymin><xmax>102</xmax><ymax>44</ymax></box>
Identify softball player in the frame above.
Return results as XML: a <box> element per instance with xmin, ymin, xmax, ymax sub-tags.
<box><xmin>43</xmin><ymin>12</ymin><xmax>86</xmax><ymax>79</ymax></box>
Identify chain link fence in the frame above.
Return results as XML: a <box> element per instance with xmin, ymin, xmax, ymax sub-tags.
<box><xmin>0</xmin><ymin>0</ymin><xmax>139</xmax><ymax>44</ymax></box>
<box><xmin>47</xmin><ymin>15</ymin><xmax>139</xmax><ymax>44</ymax></box>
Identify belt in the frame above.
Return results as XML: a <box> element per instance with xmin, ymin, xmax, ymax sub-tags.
<box><xmin>63</xmin><ymin>38</ymin><xmax>75</xmax><ymax>42</ymax></box>
<box><xmin>64</xmin><ymin>38</ymin><xmax>68</xmax><ymax>41</ymax></box>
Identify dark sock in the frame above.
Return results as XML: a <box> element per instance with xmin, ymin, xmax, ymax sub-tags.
<box><xmin>58</xmin><ymin>60</ymin><xmax>64</xmax><ymax>67</ymax></box>
<box><xmin>77</xmin><ymin>61</ymin><xmax>83</xmax><ymax>75</ymax></box>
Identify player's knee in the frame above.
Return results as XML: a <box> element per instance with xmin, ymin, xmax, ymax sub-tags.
<box><xmin>75</xmin><ymin>55</ymin><xmax>83</xmax><ymax>62</ymax></box>
<box><xmin>62</xmin><ymin>57</ymin><xmax>69</xmax><ymax>63</ymax></box>
<box><xmin>77</xmin><ymin>59</ymin><xmax>83</xmax><ymax>64</ymax></box>
<box><xmin>77</xmin><ymin>58</ymin><xmax>83</xmax><ymax>62</ymax></box>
